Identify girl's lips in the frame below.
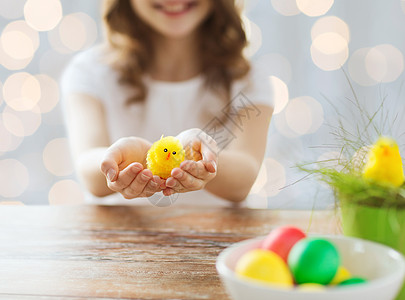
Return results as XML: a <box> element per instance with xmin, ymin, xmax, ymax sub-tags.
<box><xmin>153</xmin><ymin>1</ymin><xmax>198</xmax><ymax>17</ymax></box>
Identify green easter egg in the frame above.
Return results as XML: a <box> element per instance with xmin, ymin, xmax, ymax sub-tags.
<box><xmin>288</xmin><ymin>238</ymin><xmax>340</xmax><ymax>285</ymax></box>
<box><xmin>338</xmin><ymin>277</ymin><xmax>367</xmax><ymax>286</ymax></box>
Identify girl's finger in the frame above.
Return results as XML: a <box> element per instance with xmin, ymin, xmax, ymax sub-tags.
<box><xmin>100</xmin><ymin>147</ymin><xmax>123</xmax><ymax>182</ymax></box>
<box><xmin>170</xmin><ymin>169</ymin><xmax>205</xmax><ymax>191</ymax></box>
<box><xmin>109</xmin><ymin>162</ymin><xmax>143</xmax><ymax>190</ymax></box>
<box><xmin>179</xmin><ymin>161</ymin><xmax>208</xmax><ymax>180</ymax></box>
<box><xmin>202</xmin><ymin>160</ymin><xmax>217</xmax><ymax>174</ymax></box>
<box><xmin>199</xmin><ymin>134</ymin><xmax>218</xmax><ymax>162</ymax></box>
<box><xmin>123</xmin><ymin>169</ymin><xmax>153</xmax><ymax>197</ymax></box>
<box><xmin>143</xmin><ymin>176</ymin><xmax>161</xmax><ymax>197</ymax></box>
<box><xmin>165</xmin><ymin>177</ymin><xmax>181</xmax><ymax>190</ymax></box>
<box><xmin>163</xmin><ymin>188</ymin><xmax>174</xmax><ymax>196</ymax></box>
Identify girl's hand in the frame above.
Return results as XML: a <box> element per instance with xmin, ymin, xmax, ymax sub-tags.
<box><xmin>163</xmin><ymin>129</ymin><xmax>218</xmax><ymax>196</ymax></box>
<box><xmin>100</xmin><ymin>137</ymin><xmax>165</xmax><ymax>199</ymax></box>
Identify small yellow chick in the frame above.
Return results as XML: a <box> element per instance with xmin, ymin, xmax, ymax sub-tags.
<box><xmin>362</xmin><ymin>136</ymin><xmax>404</xmax><ymax>187</ymax></box>
<box><xmin>146</xmin><ymin>136</ymin><xmax>185</xmax><ymax>179</ymax></box>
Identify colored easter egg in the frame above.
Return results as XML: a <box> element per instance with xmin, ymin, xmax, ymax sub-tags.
<box><xmin>338</xmin><ymin>277</ymin><xmax>367</xmax><ymax>286</ymax></box>
<box><xmin>288</xmin><ymin>238</ymin><xmax>340</xmax><ymax>285</ymax></box>
<box><xmin>297</xmin><ymin>283</ymin><xmax>326</xmax><ymax>292</ymax></box>
<box><xmin>235</xmin><ymin>249</ymin><xmax>294</xmax><ymax>287</ymax></box>
<box><xmin>330</xmin><ymin>266</ymin><xmax>351</xmax><ymax>285</ymax></box>
<box><xmin>261</xmin><ymin>226</ymin><xmax>306</xmax><ymax>263</ymax></box>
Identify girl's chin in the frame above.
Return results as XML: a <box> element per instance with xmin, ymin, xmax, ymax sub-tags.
<box><xmin>155</xmin><ymin>26</ymin><xmax>197</xmax><ymax>39</ymax></box>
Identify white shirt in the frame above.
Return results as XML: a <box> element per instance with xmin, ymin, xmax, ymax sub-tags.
<box><xmin>61</xmin><ymin>45</ymin><xmax>274</xmax><ymax>206</ymax></box>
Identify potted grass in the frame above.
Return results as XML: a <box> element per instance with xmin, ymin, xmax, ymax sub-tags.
<box><xmin>299</xmin><ymin>75</ymin><xmax>405</xmax><ymax>299</ymax></box>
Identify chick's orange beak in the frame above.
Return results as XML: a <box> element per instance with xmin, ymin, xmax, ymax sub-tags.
<box><xmin>382</xmin><ymin>147</ymin><xmax>390</xmax><ymax>156</ymax></box>
<box><xmin>166</xmin><ymin>152</ymin><xmax>171</xmax><ymax>160</ymax></box>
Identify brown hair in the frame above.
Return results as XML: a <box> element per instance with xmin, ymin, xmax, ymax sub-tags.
<box><xmin>103</xmin><ymin>0</ymin><xmax>250</xmax><ymax>104</ymax></box>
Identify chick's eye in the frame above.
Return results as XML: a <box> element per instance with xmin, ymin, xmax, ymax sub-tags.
<box><xmin>172</xmin><ymin>151</ymin><xmax>176</xmax><ymax>155</ymax></box>
<box><xmin>164</xmin><ymin>148</ymin><xmax>168</xmax><ymax>152</ymax></box>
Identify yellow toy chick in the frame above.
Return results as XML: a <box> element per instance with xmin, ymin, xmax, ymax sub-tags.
<box><xmin>362</xmin><ymin>136</ymin><xmax>405</xmax><ymax>187</ymax></box>
<box><xmin>146</xmin><ymin>136</ymin><xmax>185</xmax><ymax>179</ymax></box>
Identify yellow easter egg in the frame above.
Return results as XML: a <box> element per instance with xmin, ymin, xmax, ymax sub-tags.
<box><xmin>297</xmin><ymin>283</ymin><xmax>326</xmax><ymax>292</ymax></box>
<box><xmin>330</xmin><ymin>266</ymin><xmax>351</xmax><ymax>285</ymax></box>
<box><xmin>235</xmin><ymin>249</ymin><xmax>293</xmax><ymax>288</ymax></box>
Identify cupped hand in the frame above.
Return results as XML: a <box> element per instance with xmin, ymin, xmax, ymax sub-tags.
<box><xmin>162</xmin><ymin>128</ymin><xmax>218</xmax><ymax>196</ymax></box>
<box><xmin>100</xmin><ymin>137</ymin><xmax>165</xmax><ymax>199</ymax></box>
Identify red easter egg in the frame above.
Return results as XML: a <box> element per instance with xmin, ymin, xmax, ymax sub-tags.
<box><xmin>261</xmin><ymin>226</ymin><xmax>306</xmax><ymax>263</ymax></box>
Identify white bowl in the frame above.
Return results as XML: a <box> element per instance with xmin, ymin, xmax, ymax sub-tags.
<box><xmin>216</xmin><ymin>235</ymin><xmax>405</xmax><ymax>300</ymax></box>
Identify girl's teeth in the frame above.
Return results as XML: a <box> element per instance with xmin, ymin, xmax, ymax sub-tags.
<box><xmin>163</xmin><ymin>4</ymin><xmax>187</xmax><ymax>13</ymax></box>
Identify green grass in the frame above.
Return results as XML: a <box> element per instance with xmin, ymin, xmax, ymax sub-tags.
<box><xmin>300</xmin><ymin>166</ymin><xmax>405</xmax><ymax>208</ymax></box>
<box><xmin>299</xmin><ymin>69</ymin><xmax>405</xmax><ymax>208</ymax></box>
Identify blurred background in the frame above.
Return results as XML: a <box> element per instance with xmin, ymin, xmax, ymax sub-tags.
<box><xmin>0</xmin><ymin>0</ymin><xmax>404</xmax><ymax>208</ymax></box>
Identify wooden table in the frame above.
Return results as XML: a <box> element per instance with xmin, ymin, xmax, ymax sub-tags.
<box><xmin>0</xmin><ymin>205</ymin><xmax>341</xmax><ymax>299</ymax></box>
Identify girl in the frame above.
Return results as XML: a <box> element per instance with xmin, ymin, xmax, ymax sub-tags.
<box><xmin>61</xmin><ymin>0</ymin><xmax>274</xmax><ymax>205</ymax></box>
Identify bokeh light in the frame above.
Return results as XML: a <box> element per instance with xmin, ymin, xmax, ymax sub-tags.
<box><xmin>0</xmin><ymin>43</ymin><xmax>32</xmax><ymax>70</ymax></box>
<box><xmin>311</xmin><ymin>16</ymin><xmax>350</xmax><ymax>43</ymax></box>
<box><xmin>0</xmin><ymin>0</ymin><xmax>26</xmax><ymax>19</ymax></box>
<box><xmin>247</xmin><ymin>162</ymin><xmax>268</xmax><ymax>208</ymax></box>
<box><xmin>0</xmin><ymin>20</ymin><xmax>39</xmax><ymax>70</ymax></box>
<box><xmin>311</xmin><ymin>32</ymin><xmax>349</xmax><ymax>71</ymax></box>
<box><xmin>50</xmin><ymin>12</ymin><xmax>98</xmax><ymax>53</ymax></box>
<box><xmin>311</xmin><ymin>46</ymin><xmax>348</xmax><ymax>71</ymax></box>
<box><xmin>35</xmin><ymin>74</ymin><xmax>60</xmax><ymax>113</ymax></box>
<box><xmin>0</xmin><ymin>81</ymin><xmax>3</xmax><ymax>107</ymax></box>
<box><xmin>271</xmin><ymin>0</ymin><xmax>300</xmax><ymax>16</ymax></box>
<box><xmin>365</xmin><ymin>44</ymin><xmax>404</xmax><ymax>83</ymax></box>
<box><xmin>43</xmin><ymin>138</ymin><xmax>74</xmax><ymax>176</ymax></box>
<box><xmin>285</xmin><ymin>98</ymin><xmax>312</xmax><ymax>135</ymax></box>
<box><xmin>296</xmin><ymin>0</ymin><xmax>334</xmax><ymax>17</ymax></box>
<box><xmin>242</xmin><ymin>15</ymin><xmax>262</xmax><ymax>57</ymax></box>
<box><xmin>0</xmin><ymin>117</ymin><xmax>23</xmax><ymax>154</ymax></box>
<box><xmin>0</xmin><ymin>20</ymin><xmax>40</xmax><ymax>52</ymax></box>
<box><xmin>3</xmin><ymin>72</ymin><xmax>41</xmax><ymax>111</ymax></box>
<box><xmin>348</xmin><ymin>47</ymin><xmax>378</xmax><ymax>86</ymax></box>
<box><xmin>1</xmin><ymin>31</ymin><xmax>35</xmax><ymax>60</ymax></box>
<box><xmin>268</xmin><ymin>76</ymin><xmax>289</xmax><ymax>114</ymax></box>
<box><xmin>48</xmin><ymin>180</ymin><xmax>85</xmax><ymax>205</ymax></box>
<box><xmin>273</xmin><ymin>110</ymin><xmax>300</xmax><ymax>138</ymax></box>
<box><xmin>284</xmin><ymin>96</ymin><xmax>323</xmax><ymax>135</ymax></box>
<box><xmin>300</xmin><ymin>96</ymin><xmax>324</xmax><ymax>133</ymax></box>
<box><xmin>2</xmin><ymin>105</ymin><xmax>42</xmax><ymax>137</ymax></box>
<box><xmin>0</xmin><ymin>159</ymin><xmax>29</xmax><ymax>198</ymax></box>
<box><xmin>250</xmin><ymin>162</ymin><xmax>267</xmax><ymax>194</ymax></box>
<box><xmin>24</xmin><ymin>0</ymin><xmax>63</xmax><ymax>31</ymax></box>
<box><xmin>312</xmin><ymin>32</ymin><xmax>347</xmax><ymax>55</ymax></box>
<box><xmin>262</xmin><ymin>157</ymin><xmax>286</xmax><ymax>197</ymax></box>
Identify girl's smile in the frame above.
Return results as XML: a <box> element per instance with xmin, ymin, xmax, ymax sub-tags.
<box><xmin>152</xmin><ymin>1</ymin><xmax>199</xmax><ymax>17</ymax></box>
<box><xmin>131</xmin><ymin>0</ymin><xmax>212</xmax><ymax>39</ymax></box>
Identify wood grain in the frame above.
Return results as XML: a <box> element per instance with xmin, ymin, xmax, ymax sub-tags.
<box><xmin>0</xmin><ymin>205</ymin><xmax>340</xmax><ymax>299</ymax></box>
